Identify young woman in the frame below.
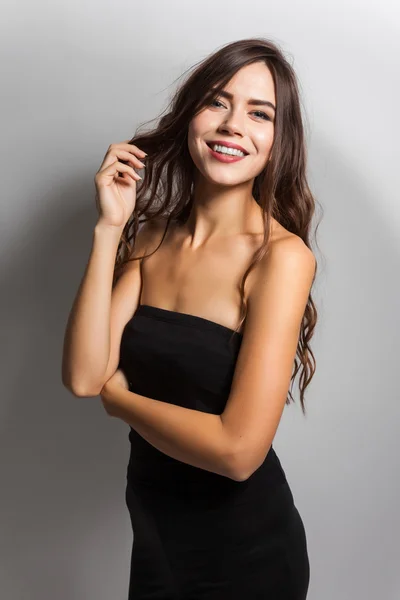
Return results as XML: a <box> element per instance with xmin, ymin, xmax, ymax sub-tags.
<box><xmin>62</xmin><ymin>37</ymin><xmax>319</xmax><ymax>599</ymax></box>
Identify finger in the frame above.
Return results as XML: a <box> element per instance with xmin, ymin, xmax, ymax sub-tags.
<box><xmin>98</xmin><ymin>160</ymin><xmax>141</xmax><ymax>181</ymax></box>
<box><xmin>117</xmin><ymin>149</ymin><xmax>146</xmax><ymax>168</ymax></box>
<box><xmin>112</xmin><ymin>161</ymin><xmax>142</xmax><ymax>181</ymax></box>
<box><xmin>120</xmin><ymin>142</ymin><xmax>147</xmax><ymax>157</ymax></box>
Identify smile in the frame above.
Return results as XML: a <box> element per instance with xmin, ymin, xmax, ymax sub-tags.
<box><xmin>206</xmin><ymin>142</ymin><xmax>248</xmax><ymax>163</ymax></box>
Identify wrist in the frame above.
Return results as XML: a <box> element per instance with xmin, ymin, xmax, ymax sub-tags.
<box><xmin>94</xmin><ymin>221</ymin><xmax>124</xmax><ymax>239</ymax></box>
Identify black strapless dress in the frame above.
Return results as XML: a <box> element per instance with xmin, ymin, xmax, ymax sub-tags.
<box><xmin>118</xmin><ymin>304</ymin><xmax>310</xmax><ymax>599</ymax></box>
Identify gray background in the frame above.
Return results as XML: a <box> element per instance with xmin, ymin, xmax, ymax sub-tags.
<box><xmin>1</xmin><ymin>1</ymin><xmax>399</xmax><ymax>598</ymax></box>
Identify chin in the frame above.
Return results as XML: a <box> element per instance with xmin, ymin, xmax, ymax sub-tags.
<box><xmin>205</xmin><ymin>174</ymin><xmax>248</xmax><ymax>187</ymax></box>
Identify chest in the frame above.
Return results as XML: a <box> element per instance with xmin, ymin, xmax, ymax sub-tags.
<box><xmin>139</xmin><ymin>227</ymin><xmax>260</xmax><ymax>331</ymax></box>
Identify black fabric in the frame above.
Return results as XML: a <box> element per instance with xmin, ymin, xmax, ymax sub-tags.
<box><xmin>119</xmin><ymin>304</ymin><xmax>310</xmax><ymax>599</ymax></box>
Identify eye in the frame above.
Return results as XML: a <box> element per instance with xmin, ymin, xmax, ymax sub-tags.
<box><xmin>253</xmin><ymin>110</ymin><xmax>271</xmax><ymax>121</ymax></box>
<box><xmin>210</xmin><ymin>99</ymin><xmax>271</xmax><ymax>121</ymax></box>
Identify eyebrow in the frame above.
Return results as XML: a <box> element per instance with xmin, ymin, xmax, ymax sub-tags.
<box><xmin>212</xmin><ymin>88</ymin><xmax>276</xmax><ymax>113</ymax></box>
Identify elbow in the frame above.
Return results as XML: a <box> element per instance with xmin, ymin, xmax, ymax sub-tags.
<box><xmin>228</xmin><ymin>442</ymin><xmax>261</xmax><ymax>482</ymax></box>
<box><xmin>226</xmin><ymin>451</ymin><xmax>247</xmax><ymax>483</ymax></box>
<box><xmin>233</xmin><ymin>462</ymin><xmax>259</xmax><ymax>482</ymax></box>
<box><xmin>231</xmin><ymin>464</ymin><xmax>256</xmax><ymax>483</ymax></box>
<box><xmin>62</xmin><ymin>379</ymin><xmax>101</xmax><ymax>398</ymax></box>
<box><xmin>61</xmin><ymin>363</ymin><xmax>102</xmax><ymax>397</ymax></box>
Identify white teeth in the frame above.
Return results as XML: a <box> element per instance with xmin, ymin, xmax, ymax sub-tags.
<box><xmin>211</xmin><ymin>144</ymin><xmax>245</xmax><ymax>157</ymax></box>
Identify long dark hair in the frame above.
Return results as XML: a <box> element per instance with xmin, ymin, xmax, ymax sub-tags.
<box><xmin>111</xmin><ymin>37</ymin><xmax>322</xmax><ymax>415</ymax></box>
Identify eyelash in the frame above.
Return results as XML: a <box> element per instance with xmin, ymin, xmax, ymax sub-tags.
<box><xmin>210</xmin><ymin>99</ymin><xmax>271</xmax><ymax>121</ymax></box>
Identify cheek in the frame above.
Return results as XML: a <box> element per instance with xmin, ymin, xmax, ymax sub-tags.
<box><xmin>188</xmin><ymin>113</ymin><xmax>205</xmax><ymax>137</ymax></box>
<box><xmin>187</xmin><ymin>132</ymin><xmax>204</xmax><ymax>173</ymax></box>
<box><xmin>187</xmin><ymin>117</ymin><xmax>209</xmax><ymax>164</ymax></box>
<box><xmin>187</xmin><ymin>135</ymin><xmax>200</xmax><ymax>167</ymax></box>
<box><xmin>254</xmin><ymin>129</ymin><xmax>274</xmax><ymax>157</ymax></box>
<box><xmin>187</xmin><ymin>120</ymin><xmax>200</xmax><ymax>153</ymax></box>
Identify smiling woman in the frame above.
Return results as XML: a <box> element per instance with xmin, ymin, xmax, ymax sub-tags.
<box><xmin>62</xmin><ymin>36</ymin><xmax>320</xmax><ymax>599</ymax></box>
<box><xmin>186</xmin><ymin>61</ymin><xmax>277</xmax><ymax>189</ymax></box>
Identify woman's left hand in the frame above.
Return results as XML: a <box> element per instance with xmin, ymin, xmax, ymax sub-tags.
<box><xmin>100</xmin><ymin>368</ymin><xmax>129</xmax><ymax>414</ymax></box>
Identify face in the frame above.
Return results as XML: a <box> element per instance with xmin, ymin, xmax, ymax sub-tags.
<box><xmin>187</xmin><ymin>61</ymin><xmax>276</xmax><ymax>187</ymax></box>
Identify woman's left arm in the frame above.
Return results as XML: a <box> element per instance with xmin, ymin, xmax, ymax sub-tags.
<box><xmin>100</xmin><ymin>372</ymin><xmax>238</xmax><ymax>480</ymax></box>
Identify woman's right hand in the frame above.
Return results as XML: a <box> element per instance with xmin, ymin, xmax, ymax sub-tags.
<box><xmin>94</xmin><ymin>140</ymin><xmax>147</xmax><ymax>229</ymax></box>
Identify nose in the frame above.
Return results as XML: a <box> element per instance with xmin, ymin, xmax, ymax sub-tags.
<box><xmin>218</xmin><ymin>107</ymin><xmax>246</xmax><ymax>138</ymax></box>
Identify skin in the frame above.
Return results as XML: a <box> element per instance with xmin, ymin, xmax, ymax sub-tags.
<box><xmin>185</xmin><ymin>60</ymin><xmax>276</xmax><ymax>248</ymax></box>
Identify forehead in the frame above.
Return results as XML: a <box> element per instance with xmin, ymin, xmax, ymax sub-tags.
<box><xmin>222</xmin><ymin>62</ymin><xmax>275</xmax><ymax>103</ymax></box>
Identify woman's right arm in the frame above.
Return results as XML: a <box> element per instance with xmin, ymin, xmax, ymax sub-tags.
<box><xmin>61</xmin><ymin>220</ymin><xmax>152</xmax><ymax>397</ymax></box>
<box><xmin>62</xmin><ymin>139</ymin><xmax>150</xmax><ymax>397</ymax></box>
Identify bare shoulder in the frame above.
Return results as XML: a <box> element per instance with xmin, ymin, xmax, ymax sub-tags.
<box><xmin>248</xmin><ymin>229</ymin><xmax>316</xmax><ymax>308</ymax></box>
<box><xmin>269</xmin><ymin>231</ymin><xmax>316</xmax><ymax>289</ymax></box>
<box><xmin>271</xmin><ymin>230</ymin><xmax>315</xmax><ymax>264</ymax></box>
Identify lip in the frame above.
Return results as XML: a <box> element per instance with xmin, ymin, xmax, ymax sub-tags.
<box><xmin>206</xmin><ymin>144</ymin><xmax>247</xmax><ymax>163</ymax></box>
<box><xmin>206</xmin><ymin>140</ymin><xmax>249</xmax><ymax>155</ymax></box>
